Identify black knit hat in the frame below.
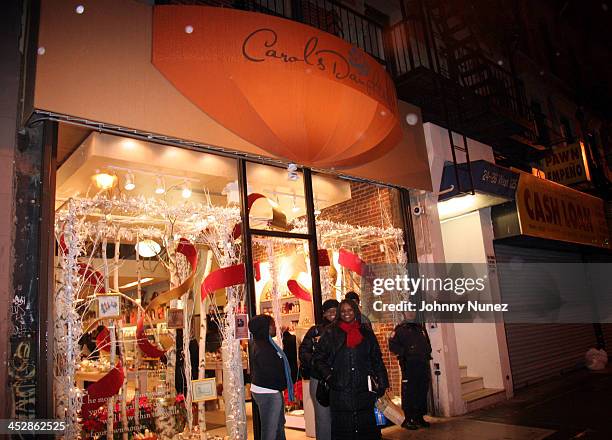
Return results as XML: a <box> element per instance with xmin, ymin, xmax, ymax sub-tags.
<box><xmin>322</xmin><ymin>299</ymin><xmax>339</xmax><ymax>312</ymax></box>
<box><xmin>248</xmin><ymin>314</ymin><xmax>273</xmax><ymax>340</ymax></box>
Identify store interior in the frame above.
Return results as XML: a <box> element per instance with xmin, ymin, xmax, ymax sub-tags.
<box><xmin>53</xmin><ymin>126</ymin><xmax>408</xmax><ymax>439</ymax></box>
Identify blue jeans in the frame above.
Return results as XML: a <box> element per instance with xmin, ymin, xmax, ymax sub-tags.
<box><xmin>252</xmin><ymin>391</ymin><xmax>286</xmax><ymax>440</ymax></box>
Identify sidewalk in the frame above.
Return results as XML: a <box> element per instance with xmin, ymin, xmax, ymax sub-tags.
<box><xmin>381</xmin><ymin>367</ymin><xmax>612</xmax><ymax>440</ymax></box>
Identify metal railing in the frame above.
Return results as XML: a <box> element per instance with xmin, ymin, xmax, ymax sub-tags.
<box><xmin>385</xmin><ymin>11</ymin><xmax>531</xmax><ymax>123</ymax></box>
<box><xmin>156</xmin><ymin>0</ymin><xmax>386</xmax><ymax>63</ymax></box>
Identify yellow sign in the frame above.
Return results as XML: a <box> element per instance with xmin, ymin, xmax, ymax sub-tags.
<box><xmin>516</xmin><ymin>172</ymin><xmax>610</xmax><ymax>248</ymax></box>
<box><xmin>540</xmin><ymin>142</ymin><xmax>591</xmax><ymax>185</ymax></box>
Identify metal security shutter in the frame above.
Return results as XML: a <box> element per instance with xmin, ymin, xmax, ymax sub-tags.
<box><xmin>494</xmin><ymin>244</ymin><xmax>598</xmax><ymax>390</ymax></box>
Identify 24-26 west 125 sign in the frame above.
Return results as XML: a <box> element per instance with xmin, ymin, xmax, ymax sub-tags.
<box><xmin>152</xmin><ymin>6</ymin><xmax>401</xmax><ymax>168</ymax></box>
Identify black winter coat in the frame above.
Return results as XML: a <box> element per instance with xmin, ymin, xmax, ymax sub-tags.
<box><xmin>313</xmin><ymin>323</ymin><xmax>389</xmax><ymax>412</ymax></box>
<box><xmin>388</xmin><ymin>322</ymin><xmax>432</xmax><ymax>361</ymax></box>
<box><xmin>298</xmin><ymin>322</ymin><xmax>329</xmax><ymax>380</ymax></box>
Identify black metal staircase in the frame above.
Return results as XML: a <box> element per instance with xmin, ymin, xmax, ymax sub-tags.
<box><xmin>388</xmin><ymin>0</ymin><xmax>539</xmax><ymax>169</ymax></box>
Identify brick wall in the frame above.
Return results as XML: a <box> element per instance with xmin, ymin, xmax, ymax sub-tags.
<box><xmin>374</xmin><ymin>322</ymin><xmax>402</xmax><ymax>397</ymax></box>
<box><xmin>318</xmin><ymin>181</ymin><xmax>404</xmax><ymax>397</ymax></box>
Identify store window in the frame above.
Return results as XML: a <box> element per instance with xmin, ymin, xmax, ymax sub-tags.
<box><xmin>54</xmin><ymin>131</ymin><xmax>251</xmax><ymax>439</ymax></box>
<box><xmin>311</xmin><ymin>175</ymin><xmax>408</xmax><ymax>401</ymax></box>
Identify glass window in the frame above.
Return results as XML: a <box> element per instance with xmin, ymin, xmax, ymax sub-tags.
<box><xmin>312</xmin><ymin>174</ymin><xmax>408</xmax><ymax>403</ymax></box>
<box><xmin>246</xmin><ymin>162</ymin><xmax>307</xmax><ymax>231</ymax></box>
<box><xmin>54</xmin><ymin>130</ymin><xmax>252</xmax><ymax>439</ymax></box>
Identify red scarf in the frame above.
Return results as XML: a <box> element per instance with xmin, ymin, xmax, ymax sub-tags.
<box><xmin>339</xmin><ymin>320</ymin><xmax>364</xmax><ymax>348</ymax></box>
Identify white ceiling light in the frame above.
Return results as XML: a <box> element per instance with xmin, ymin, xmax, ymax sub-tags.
<box><xmin>155</xmin><ymin>176</ymin><xmax>165</xmax><ymax>194</ymax></box>
<box><xmin>292</xmin><ymin>193</ymin><xmax>300</xmax><ymax>212</ymax></box>
<box><xmin>124</xmin><ymin>171</ymin><xmax>135</xmax><ymax>191</ymax></box>
<box><xmin>135</xmin><ymin>239</ymin><xmax>162</xmax><ymax>258</ymax></box>
<box><xmin>181</xmin><ymin>180</ymin><xmax>192</xmax><ymax>199</ymax></box>
<box><xmin>75</xmin><ymin>5</ymin><xmax>85</xmax><ymax>14</ymax></box>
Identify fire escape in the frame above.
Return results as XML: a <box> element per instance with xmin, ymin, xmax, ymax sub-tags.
<box><xmin>386</xmin><ymin>0</ymin><xmax>539</xmax><ymax>176</ymax></box>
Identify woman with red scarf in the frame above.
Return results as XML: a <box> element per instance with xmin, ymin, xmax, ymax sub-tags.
<box><xmin>313</xmin><ymin>299</ymin><xmax>389</xmax><ymax>439</ymax></box>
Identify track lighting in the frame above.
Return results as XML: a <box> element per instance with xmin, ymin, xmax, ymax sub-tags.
<box><xmin>92</xmin><ymin>171</ymin><xmax>117</xmax><ymax>190</ymax></box>
<box><xmin>292</xmin><ymin>192</ymin><xmax>299</xmax><ymax>212</ymax></box>
<box><xmin>155</xmin><ymin>176</ymin><xmax>165</xmax><ymax>194</ymax></box>
<box><xmin>124</xmin><ymin>171</ymin><xmax>135</xmax><ymax>191</ymax></box>
<box><xmin>181</xmin><ymin>180</ymin><xmax>192</xmax><ymax>199</ymax></box>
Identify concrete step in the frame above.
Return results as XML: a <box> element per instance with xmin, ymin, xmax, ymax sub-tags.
<box><xmin>461</xmin><ymin>376</ymin><xmax>484</xmax><ymax>394</ymax></box>
<box><xmin>459</xmin><ymin>365</ymin><xmax>468</xmax><ymax>378</ymax></box>
<box><xmin>463</xmin><ymin>388</ymin><xmax>506</xmax><ymax>412</ymax></box>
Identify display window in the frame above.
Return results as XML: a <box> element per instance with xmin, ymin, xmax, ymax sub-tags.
<box><xmin>55</xmin><ymin>131</ymin><xmax>248</xmax><ymax>439</ymax></box>
<box><xmin>311</xmin><ymin>174</ymin><xmax>408</xmax><ymax>408</ymax></box>
<box><xmin>52</xmin><ymin>129</ymin><xmax>410</xmax><ymax>439</ymax></box>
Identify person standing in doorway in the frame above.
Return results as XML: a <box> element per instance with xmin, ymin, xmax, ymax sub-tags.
<box><xmin>299</xmin><ymin>299</ymin><xmax>339</xmax><ymax>440</ymax></box>
<box><xmin>314</xmin><ymin>299</ymin><xmax>388</xmax><ymax>439</ymax></box>
<box><xmin>345</xmin><ymin>291</ymin><xmax>372</xmax><ymax>329</ymax></box>
<box><xmin>389</xmin><ymin>311</ymin><xmax>432</xmax><ymax>430</ymax></box>
<box><xmin>248</xmin><ymin>314</ymin><xmax>295</xmax><ymax>440</ymax></box>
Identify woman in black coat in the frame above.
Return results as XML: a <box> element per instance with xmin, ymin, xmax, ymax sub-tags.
<box><xmin>313</xmin><ymin>299</ymin><xmax>389</xmax><ymax>440</ymax></box>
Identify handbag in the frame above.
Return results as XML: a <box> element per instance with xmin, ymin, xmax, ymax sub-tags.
<box><xmin>316</xmin><ymin>379</ymin><xmax>330</xmax><ymax>407</ymax></box>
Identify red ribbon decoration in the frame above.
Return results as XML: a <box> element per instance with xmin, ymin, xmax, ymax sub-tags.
<box><xmin>318</xmin><ymin>249</ymin><xmax>331</xmax><ymax>266</ymax></box>
<box><xmin>81</xmin><ymin>361</ymin><xmax>124</xmax><ymax>419</ymax></box>
<box><xmin>232</xmin><ymin>193</ymin><xmax>266</xmax><ymax>240</ymax></box>
<box><xmin>59</xmin><ymin>233</ymin><xmax>105</xmax><ymax>293</ymax></box>
<box><xmin>287</xmin><ymin>280</ymin><xmax>312</xmax><ymax>302</ymax></box>
<box><xmin>96</xmin><ymin>327</ymin><xmax>111</xmax><ymax>353</ymax></box>
<box><xmin>136</xmin><ymin>315</ymin><xmax>166</xmax><ymax>358</ymax></box>
<box><xmin>201</xmin><ymin>264</ymin><xmax>246</xmax><ymax>301</ymax></box>
<box><xmin>338</xmin><ymin>249</ymin><xmax>365</xmax><ymax>276</ymax></box>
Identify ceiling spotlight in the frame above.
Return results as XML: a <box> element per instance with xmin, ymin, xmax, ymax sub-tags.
<box><xmin>155</xmin><ymin>176</ymin><xmax>165</xmax><ymax>194</ymax></box>
<box><xmin>92</xmin><ymin>171</ymin><xmax>117</xmax><ymax>190</ymax></box>
<box><xmin>181</xmin><ymin>181</ymin><xmax>192</xmax><ymax>199</ymax></box>
<box><xmin>135</xmin><ymin>240</ymin><xmax>162</xmax><ymax>258</ymax></box>
<box><xmin>75</xmin><ymin>5</ymin><xmax>85</xmax><ymax>14</ymax></box>
<box><xmin>292</xmin><ymin>193</ymin><xmax>300</xmax><ymax>212</ymax></box>
<box><xmin>124</xmin><ymin>172</ymin><xmax>135</xmax><ymax>191</ymax></box>
<box><xmin>185</xmin><ymin>25</ymin><xmax>194</xmax><ymax>34</ymax></box>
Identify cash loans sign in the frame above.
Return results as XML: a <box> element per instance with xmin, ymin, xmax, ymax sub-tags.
<box><xmin>516</xmin><ymin>172</ymin><xmax>609</xmax><ymax>248</ymax></box>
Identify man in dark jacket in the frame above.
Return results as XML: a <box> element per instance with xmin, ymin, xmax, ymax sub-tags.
<box><xmin>298</xmin><ymin>299</ymin><xmax>338</xmax><ymax>440</ymax></box>
<box><xmin>389</xmin><ymin>311</ymin><xmax>432</xmax><ymax>430</ymax></box>
<box><xmin>248</xmin><ymin>314</ymin><xmax>293</xmax><ymax>440</ymax></box>
<box><xmin>313</xmin><ymin>299</ymin><xmax>389</xmax><ymax>440</ymax></box>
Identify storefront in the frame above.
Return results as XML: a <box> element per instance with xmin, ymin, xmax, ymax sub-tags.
<box><xmin>9</xmin><ymin>1</ymin><xmax>435</xmax><ymax>439</ymax></box>
<box><xmin>492</xmin><ymin>171</ymin><xmax>611</xmax><ymax>390</ymax></box>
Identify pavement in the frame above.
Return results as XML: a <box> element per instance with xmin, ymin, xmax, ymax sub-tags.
<box><xmin>381</xmin><ymin>367</ymin><xmax>612</xmax><ymax>440</ymax></box>
<box><xmin>205</xmin><ymin>367</ymin><xmax>612</xmax><ymax>439</ymax></box>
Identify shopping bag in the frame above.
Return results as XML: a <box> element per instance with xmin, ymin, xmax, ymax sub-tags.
<box><xmin>374</xmin><ymin>407</ymin><xmax>387</xmax><ymax>426</ymax></box>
